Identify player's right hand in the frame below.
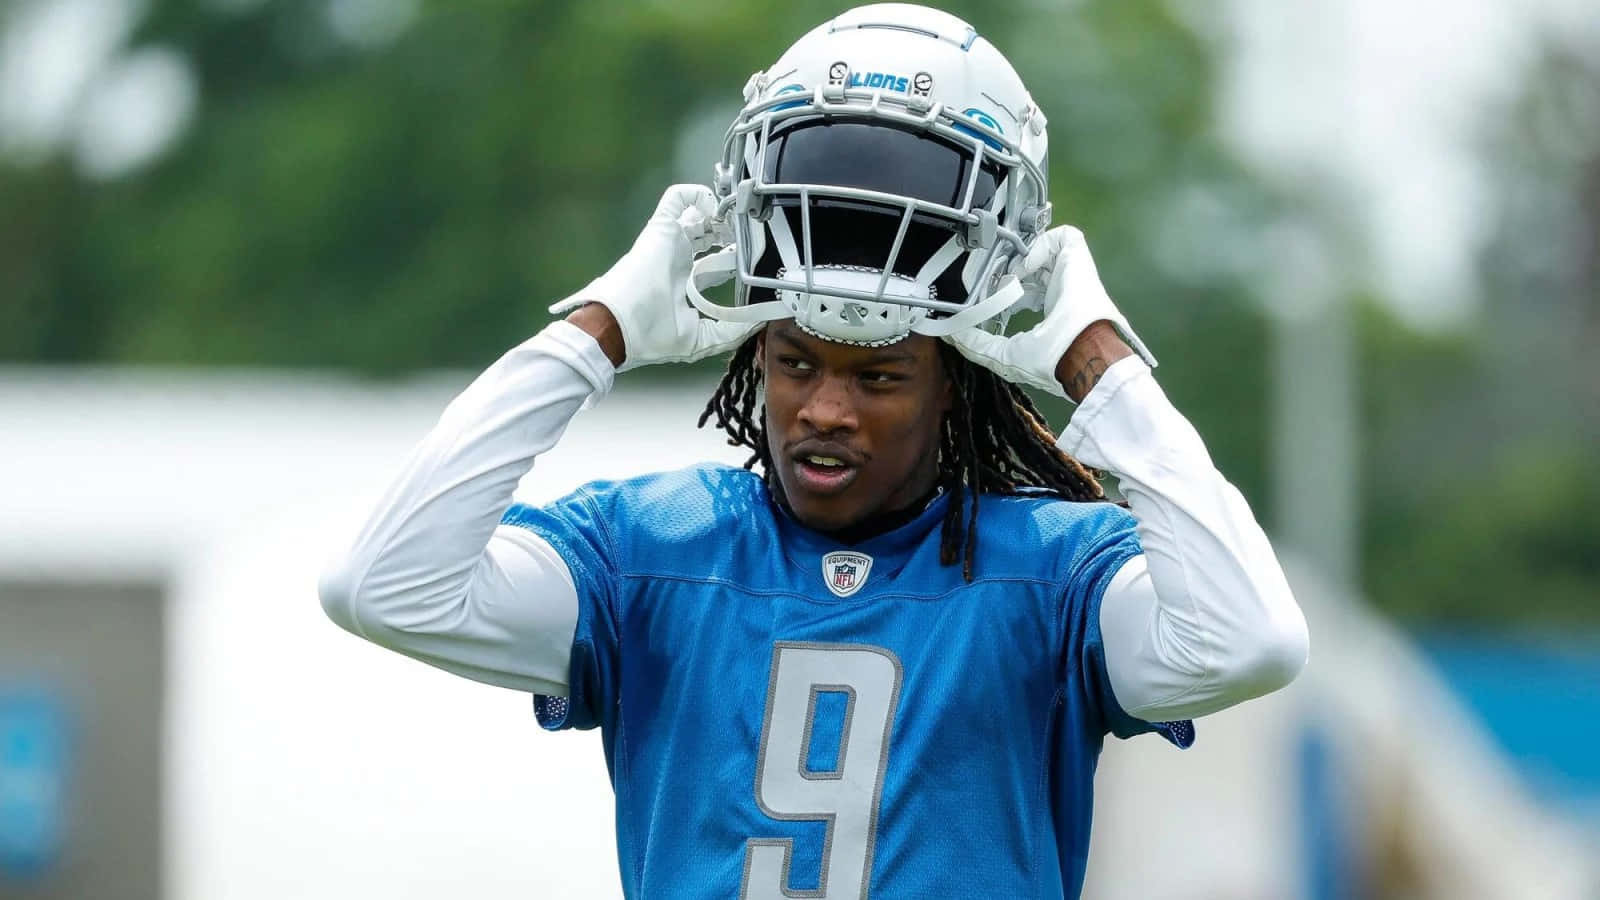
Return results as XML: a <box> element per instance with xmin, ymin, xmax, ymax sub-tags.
<box><xmin>942</xmin><ymin>226</ymin><xmax>1156</xmax><ymax>398</ymax></box>
<box><xmin>549</xmin><ymin>185</ymin><xmax>760</xmax><ymax>372</ymax></box>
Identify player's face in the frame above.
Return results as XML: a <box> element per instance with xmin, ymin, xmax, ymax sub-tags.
<box><xmin>759</xmin><ymin>322</ymin><xmax>953</xmax><ymax>532</ymax></box>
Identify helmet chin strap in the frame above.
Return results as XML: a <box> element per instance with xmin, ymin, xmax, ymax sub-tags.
<box><xmin>907</xmin><ymin>277</ymin><xmax>1023</xmax><ymax>337</ymax></box>
<box><xmin>688</xmin><ymin>249</ymin><xmax>787</xmax><ymax>323</ymax></box>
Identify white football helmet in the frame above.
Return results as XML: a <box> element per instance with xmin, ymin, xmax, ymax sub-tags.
<box><xmin>687</xmin><ymin>3</ymin><xmax>1052</xmax><ymax>346</ymax></box>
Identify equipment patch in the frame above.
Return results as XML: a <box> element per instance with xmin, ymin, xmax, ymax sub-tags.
<box><xmin>821</xmin><ymin>551</ymin><xmax>874</xmax><ymax>598</ymax></box>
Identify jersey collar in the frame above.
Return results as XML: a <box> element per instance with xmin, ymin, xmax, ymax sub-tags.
<box><xmin>770</xmin><ymin>486</ymin><xmax>953</xmax><ymax>593</ymax></box>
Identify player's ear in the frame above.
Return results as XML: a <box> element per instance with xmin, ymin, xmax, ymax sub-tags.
<box><xmin>755</xmin><ymin>326</ymin><xmax>768</xmax><ymax>368</ymax></box>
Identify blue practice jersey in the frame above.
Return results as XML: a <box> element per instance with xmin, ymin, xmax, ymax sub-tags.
<box><xmin>504</xmin><ymin>464</ymin><xmax>1192</xmax><ymax>899</ymax></box>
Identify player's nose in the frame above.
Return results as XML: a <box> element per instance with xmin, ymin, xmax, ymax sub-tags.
<box><xmin>796</xmin><ymin>373</ymin><xmax>858</xmax><ymax>435</ymax></box>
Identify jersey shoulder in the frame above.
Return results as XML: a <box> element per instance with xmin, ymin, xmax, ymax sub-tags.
<box><xmin>568</xmin><ymin>463</ymin><xmax>775</xmax><ymax>575</ymax></box>
<box><xmin>971</xmin><ymin>493</ymin><xmax>1140</xmax><ymax>583</ymax></box>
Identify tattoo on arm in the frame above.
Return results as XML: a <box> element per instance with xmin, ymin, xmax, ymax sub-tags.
<box><xmin>1067</xmin><ymin>356</ymin><xmax>1110</xmax><ymax>403</ymax></box>
<box><xmin>1056</xmin><ymin>321</ymin><xmax>1136</xmax><ymax>401</ymax></box>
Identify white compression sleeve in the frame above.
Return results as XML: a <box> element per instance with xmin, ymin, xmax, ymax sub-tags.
<box><xmin>319</xmin><ymin>321</ymin><xmax>613</xmax><ymax>695</ymax></box>
<box><xmin>1060</xmin><ymin>357</ymin><xmax>1309</xmax><ymax>722</ymax></box>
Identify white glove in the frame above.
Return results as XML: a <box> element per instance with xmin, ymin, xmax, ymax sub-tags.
<box><xmin>548</xmin><ymin>185</ymin><xmax>758</xmax><ymax>372</ymax></box>
<box><xmin>942</xmin><ymin>226</ymin><xmax>1156</xmax><ymax>398</ymax></box>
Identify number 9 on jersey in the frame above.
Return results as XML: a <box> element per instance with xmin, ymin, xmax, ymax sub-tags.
<box><xmin>741</xmin><ymin>642</ymin><xmax>904</xmax><ymax>900</ymax></box>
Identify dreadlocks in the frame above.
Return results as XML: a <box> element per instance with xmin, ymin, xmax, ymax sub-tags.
<box><xmin>697</xmin><ymin>333</ymin><xmax>1108</xmax><ymax>582</ymax></box>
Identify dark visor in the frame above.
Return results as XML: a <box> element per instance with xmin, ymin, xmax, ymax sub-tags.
<box><xmin>760</xmin><ymin>118</ymin><xmax>1003</xmax><ymax>212</ymax></box>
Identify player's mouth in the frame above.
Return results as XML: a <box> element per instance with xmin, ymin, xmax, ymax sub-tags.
<box><xmin>789</xmin><ymin>444</ymin><xmax>863</xmax><ymax>496</ymax></box>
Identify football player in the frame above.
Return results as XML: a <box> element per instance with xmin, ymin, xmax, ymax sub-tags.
<box><xmin>320</xmin><ymin>4</ymin><xmax>1309</xmax><ymax>898</ymax></box>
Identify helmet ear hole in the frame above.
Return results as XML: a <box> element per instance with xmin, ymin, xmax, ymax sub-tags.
<box><xmin>934</xmin><ymin>255</ymin><xmax>972</xmax><ymax>307</ymax></box>
<box><xmin>749</xmin><ymin>231</ymin><xmax>785</xmax><ymax>306</ymax></box>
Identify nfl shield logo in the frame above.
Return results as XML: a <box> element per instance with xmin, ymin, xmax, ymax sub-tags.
<box><xmin>820</xmin><ymin>551</ymin><xmax>874</xmax><ymax>598</ymax></box>
<box><xmin>833</xmin><ymin>563</ymin><xmax>856</xmax><ymax>589</ymax></box>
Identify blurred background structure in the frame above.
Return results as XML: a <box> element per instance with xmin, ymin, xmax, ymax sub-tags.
<box><xmin>1</xmin><ymin>0</ymin><xmax>1596</xmax><ymax>897</ymax></box>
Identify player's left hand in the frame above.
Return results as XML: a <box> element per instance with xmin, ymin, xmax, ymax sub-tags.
<box><xmin>941</xmin><ymin>226</ymin><xmax>1156</xmax><ymax>398</ymax></box>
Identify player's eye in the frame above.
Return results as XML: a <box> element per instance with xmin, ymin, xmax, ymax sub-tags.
<box><xmin>860</xmin><ymin>371</ymin><xmax>902</xmax><ymax>386</ymax></box>
<box><xmin>778</xmin><ymin>356</ymin><xmax>815</xmax><ymax>373</ymax></box>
